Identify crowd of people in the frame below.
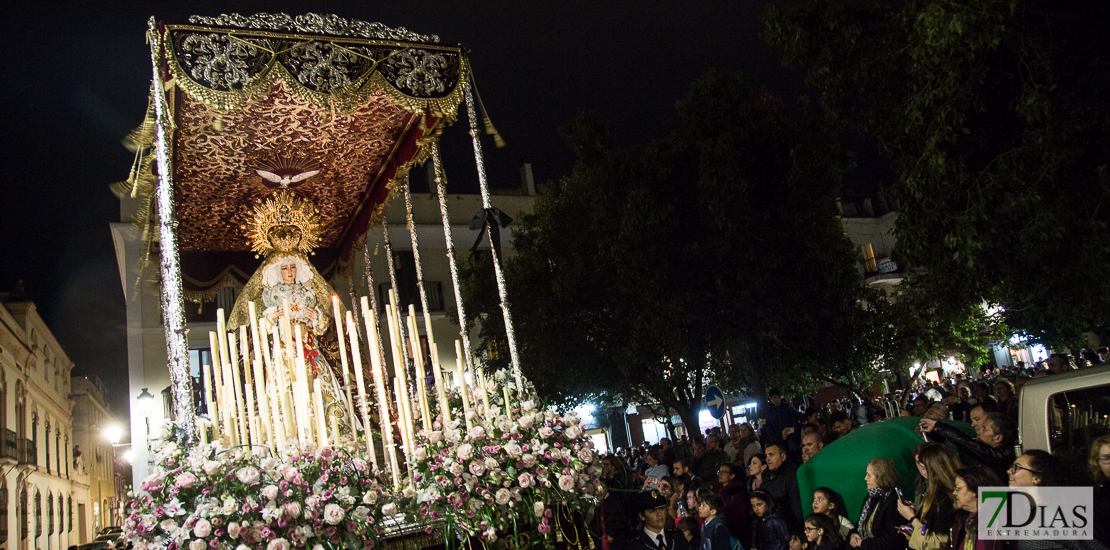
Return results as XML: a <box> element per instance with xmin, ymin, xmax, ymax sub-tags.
<box><xmin>594</xmin><ymin>355</ymin><xmax>1110</xmax><ymax>550</ymax></box>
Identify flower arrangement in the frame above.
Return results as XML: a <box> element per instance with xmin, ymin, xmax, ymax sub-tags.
<box><xmin>124</xmin><ymin>434</ymin><xmax>395</xmax><ymax>550</ymax></box>
<box><xmin>123</xmin><ymin>370</ymin><xmax>600</xmax><ymax>550</ymax></box>
<box><xmin>408</xmin><ymin>370</ymin><xmax>602</xmax><ymax>549</ymax></box>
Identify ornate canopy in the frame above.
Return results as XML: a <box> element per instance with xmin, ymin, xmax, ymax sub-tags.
<box><xmin>133</xmin><ymin>13</ymin><xmax>466</xmax><ymax>261</ymax></box>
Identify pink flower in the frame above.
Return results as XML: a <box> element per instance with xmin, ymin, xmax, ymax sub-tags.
<box><xmin>175</xmin><ymin>472</ymin><xmax>197</xmax><ymax>488</ymax></box>
<box><xmin>189</xmin><ymin>540</ymin><xmax>206</xmax><ymax>550</ymax></box>
<box><xmin>518</xmin><ymin>414</ymin><xmax>534</xmax><ymax>429</ymax></box>
<box><xmin>538</xmin><ymin>427</ymin><xmax>554</xmax><ymax>438</ymax></box>
<box><xmin>323</xmin><ymin>504</ymin><xmax>345</xmax><ymax>525</ymax></box>
<box><xmin>484</xmin><ymin>457</ymin><xmax>499</xmax><ymax>471</ymax></box>
<box><xmin>577</xmin><ymin>449</ymin><xmax>594</xmax><ymax>463</ymax></box>
<box><xmin>521</xmin><ymin>454</ymin><xmax>536</xmax><ymax>468</ymax></box>
<box><xmin>558</xmin><ymin>474</ymin><xmax>576</xmax><ymax>491</ymax></box>
<box><xmin>227</xmin><ymin>522</ymin><xmax>241</xmax><ymax>539</ymax></box>
<box><xmin>282</xmin><ymin>502</ymin><xmax>301</xmax><ymax>519</ymax></box>
<box><xmin>456</xmin><ymin>443</ymin><xmax>473</xmax><ymax>461</ymax></box>
<box><xmin>193</xmin><ymin>518</ymin><xmax>212</xmax><ymax>538</ymax></box>
<box><xmin>283</xmin><ymin>467</ymin><xmax>298</xmax><ymax>482</ymax></box>
<box><xmin>470</xmin><ymin>426</ymin><xmax>485</xmax><ymax>439</ymax></box>
<box><xmin>495</xmin><ymin>488</ymin><xmax>511</xmax><ymax>505</ymax></box>
<box><xmin>564</xmin><ymin>426</ymin><xmax>581</xmax><ymax>439</ymax></box>
<box><xmin>261</xmin><ymin>485</ymin><xmax>278</xmax><ymax>500</ymax></box>
<box><xmin>267</xmin><ymin>538</ymin><xmax>290</xmax><ymax>550</ymax></box>
<box><xmin>518</xmin><ymin>473</ymin><xmax>534</xmax><ymax>488</ymax></box>
<box><xmin>449</xmin><ymin>463</ymin><xmax>464</xmax><ymax>476</ymax></box>
<box><xmin>503</xmin><ymin>442</ymin><xmax>522</xmax><ymax>458</ymax></box>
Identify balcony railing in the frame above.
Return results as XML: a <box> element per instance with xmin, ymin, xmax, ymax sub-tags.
<box><xmin>2</xmin><ymin>429</ymin><xmax>17</xmax><ymax>461</ymax></box>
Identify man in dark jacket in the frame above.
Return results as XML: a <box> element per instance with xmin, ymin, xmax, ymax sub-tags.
<box><xmin>919</xmin><ymin>412</ymin><xmax>1017</xmax><ymax>481</ymax></box>
<box><xmin>625</xmin><ymin>490</ymin><xmax>691</xmax><ymax>550</ymax></box>
<box><xmin>759</xmin><ymin>442</ymin><xmax>804</xmax><ymax>529</ymax></box>
<box><xmin>764</xmin><ymin>389</ymin><xmax>806</xmax><ymax>445</ymax></box>
<box><xmin>696</xmin><ymin>434</ymin><xmax>731</xmax><ymax>481</ymax></box>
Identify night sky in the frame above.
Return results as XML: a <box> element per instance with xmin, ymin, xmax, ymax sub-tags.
<box><xmin>0</xmin><ymin>0</ymin><xmax>821</xmax><ymax>416</ymax></box>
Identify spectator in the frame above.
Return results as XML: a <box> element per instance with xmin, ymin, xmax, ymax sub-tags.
<box><xmin>1047</xmin><ymin>353</ymin><xmax>1072</xmax><ymax>375</ymax></box>
<box><xmin>950</xmin><ymin>467</ymin><xmax>1011</xmax><ymax>550</ymax></box>
<box><xmin>898</xmin><ymin>442</ymin><xmax>960</xmax><ymax>550</ymax></box>
<box><xmin>924</xmin><ymin>402</ymin><xmax>948</xmax><ymax>421</ymax></box>
<box><xmin>1089</xmin><ymin>435</ymin><xmax>1110</xmax><ymax>547</ymax></box>
<box><xmin>812</xmin><ymin>416</ymin><xmax>836</xmax><ymax>445</ymax></box>
<box><xmin>690</xmin><ymin>440</ymin><xmax>708</xmax><ymax>480</ymax></box>
<box><xmin>762</xmin><ymin>443</ymin><xmax>804</xmax><ymax>529</ymax></box>
<box><xmin>714</xmin><ymin>463</ymin><xmax>750</xmax><ymax>544</ymax></box>
<box><xmin>673</xmin><ymin>458</ymin><xmax>702</xmax><ymax>491</ymax></box>
<box><xmin>697</xmin><ymin>435</ymin><xmax>731</xmax><ymax>481</ymax></box>
<box><xmin>750</xmin><ymin>489</ymin><xmax>791</xmax><ymax>550</ymax></box>
<box><xmin>747</xmin><ymin>452</ymin><xmax>768</xmax><ymax>492</ymax></box>
<box><xmin>628</xmin><ymin>489</ymin><xmax>692</xmax><ymax>550</ymax></box>
<box><xmin>723</xmin><ymin>424</ymin><xmax>743</xmax><ymax>463</ymax></box>
<box><xmin>661</xmin><ymin>476</ymin><xmax>682</xmax><ymax>526</ymax></box>
<box><xmin>765</xmin><ymin>389</ymin><xmax>806</xmax><ymax>445</ymax></box>
<box><xmin>993</xmin><ymin>378</ymin><xmax>1017</xmax><ymax>422</ymax></box>
<box><xmin>910</xmin><ymin>396</ymin><xmax>931</xmax><ymax>417</ymax></box>
<box><xmin>972</xmin><ymin>382</ymin><xmax>996</xmax><ymax>408</ymax></box>
<box><xmin>696</xmin><ymin>489</ymin><xmax>732</xmax><ymax>550</ymax></box>
<box><xmin>830</xmin><ymin>411</ymin><xmax>854</xmax><ymax>438</ymax></box>
<box><xmin>919</xmin><ymin>413</ymin><xmax>1016</xmax><ymax>481</ymax></box>
<box><xmin>644</xmin><ymin>448</ymin><xmax>670</xmax><ymax>481</ymax></box>
<box><xmin>734</xmin><ymin>423</ymin><xmax>762</xmax><ymax>467</ymax></box>
<box><xmin>803</xmin><ymin>513</ymin><xmax>843</xmax><ymax>550</ymax></box>
<box><xmin>661</xmin><ymin>438</ymin><xmax>678</xmax><ymax>467</ymax></box>
<box><xmin>812</xmin><ymin>486</ymin><xmax>855</xmax><ymax>538</ymax></box>
<box><xmin>848</xmin><ymin>458</ymin><xmax>909</xmax><ymax>549</ymax></box>
<box><xmin>968</xmin><ymin>401</ymin><xmax>999</xmax><ymax>431</ymax></box>
<box><xmin>597</xmin><ymin>481</ymin><xmax>629</xmax><ymax>549</ymax></box>
<box><xmin>801</xmin><ymin>431</ymin><xmax>825</xmax><ymax>463</ymax></box>
<box><xmin>948</xmin><ymin>386</ymin><xmax>973</xmax><ymax>423</ymax></box>
<box><xmin>677</xmin><ymin>517</ymin><xmax>701</xmax><ymax>549</ymax></box>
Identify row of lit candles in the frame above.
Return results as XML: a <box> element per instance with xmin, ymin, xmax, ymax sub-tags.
<box><xmin>200</xmin><ymin>290</ymin><xmax>512</xmax><ymax>489</ymax></box>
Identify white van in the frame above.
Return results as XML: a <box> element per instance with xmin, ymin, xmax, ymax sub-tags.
<box><xmin>1017</xmin><ymin>363</ymin><xmax>1110</xmax><ymax>460</ymax></box>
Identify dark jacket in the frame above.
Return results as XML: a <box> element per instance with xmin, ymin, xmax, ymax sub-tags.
<box><xmin>698</xmin><ymin>449</ymin><xmax>731</xmax><ymax>481</ymax></box>
<box><xmin>765</xmin><ymin>402</ymin><xmax>806</xmax><ymax>444</ymax></box>
<box><xmin>918</xmin><ymin>492</ymin><xmax>957</xmax><ymax>536</ymax></box>
<box><xmin>716</xmin><ymin>479</ymin><xmax>750</xmax><ymax>544</ymax></box>
<box><xmin>601</xmin><ymin>492</ymin><xmax>630</xmax><ymax>547</ymax></box>
<box><xmin>699</xmin><ymin>515</ymin><xmax>732</xmax><ymax>550</ymax></box>
<box><xmin>626</xmin><ymin>527</ymin><xmax>692</xmax><ymax>550</ymax></box>
<box><xmin>750</xmin><ymin>511</ymin><xmax>790</xmax><ymax>550</ymax></box>
<box><xmin>761</xmin><ymin>462</ymin><xmax>804</xmax><ymax>529</ymax></box>
<box><xmin>858</xmin><ymin>490</ymin><xmax>909</xmax><ymax>550</ymax></box>
<box><xmin>928</xmin><ymin>421</ymin><xmax>1016</xmax><ymax>481</ymax></box>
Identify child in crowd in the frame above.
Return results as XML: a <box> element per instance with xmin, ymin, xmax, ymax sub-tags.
<box><xmin>750</xmin><ymin>489</ymin><xmax>791</xmax><ymax>550</ymax></box>
<box><xmin>811</xmin><ymin>487</ymin><xmax>855</xmax><ymax>538</ymax></box>
<box><xmin>803</xmin><ymin>513</ymin><xmax>843</xmax><ymax>550</ymax></box>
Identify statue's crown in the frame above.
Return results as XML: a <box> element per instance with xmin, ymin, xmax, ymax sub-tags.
<box><xmin>243</xmin><ymin>192</ymin><xmax>321</xmax><ymax>256</ymax></box>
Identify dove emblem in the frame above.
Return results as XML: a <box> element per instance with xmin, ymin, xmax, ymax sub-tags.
<box><xmin>256</xmin><ymin>169</ymin><xmax>320</xmax><ymax>189</ymax></box>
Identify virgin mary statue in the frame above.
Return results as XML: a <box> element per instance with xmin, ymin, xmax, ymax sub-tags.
<box><xmin>227</xmin><ymin>191</ymin><xmax>354</xmax><ymax>433</ymax></box>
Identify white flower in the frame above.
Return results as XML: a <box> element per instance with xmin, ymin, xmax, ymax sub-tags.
<box><xmin>382</xmin><ymin>502</ymin><xmax>398</xmax><ymax>516</ymax></box>
<box><xmin>534</xmin><ymin>501</ymin><xmax>545</xmax><ymax>517</ymax></box>
<box><xmin>521</xmin><ymin>454</ymin><xmax>536</xmax><ymax>468</ymax></box>
<box><xmin>402</xmin><ymin>485</ymin><xmax>416</xmax><ymax>499</ymax></box>
<box><xmin>469</xmin><ymin>461</ymin><xmax>486</xmax><ymax>476</ymax></box>
<box><xmin>503</xmin><ymin>442</ymin><xmax>523</xmax><ymax>458</ymax></box>
<box><xmin>457</xmin><ymin>443</ymin><xmax>473</xmax><ymax>461</ymax></box>
<box><xmin>521</xmin><ymin>399</ymin><xmax>536</xmax><ymax>411</ymax></box>
<box><xmin>323</xmin><ymin>504</ymin><xmax>345</xmax><ymax>525</ymax></box>
<box><xmin>189</xmin><ymin>540</ymin><xmax>206</xmax><ymax>550</ymax></box>
<box><xmin>237</xmin><ymin>546</ymin><xmax>252</xmax><ymax>550</ymax></box>
<box><xmin>518</xmin><ymin>473</ymin><xmax>534</xmax><ymax>488</ymax></box>
<box><xmin>565</xmin><ymin>426</ymin><xmax>582</xmax><ymax>439</ymax></box>
<box><xmin>352</xmin><ymin>506</ymin><xmax>371</xmax><ymax>521</ymax></box>
<box><xmin>267</xmin><ymin>538</ymin><xmax>290</xmax><ymax>550</ymax></box>
<box><xmin>495</xmin><ymin>488</ymin><xmax>512</xmax><ymax>505</ymax></box>
<box><xmin>221</xmin><ymin>498</ymin><xmax>237</xmax><ymax>515</ymax></box>
<box><xmin>202</xmin><ymin>461</ymin><xmax>221</xmax><ymax>476</ymax></box>
<box><xmin>470</xmin><ymin>426</ymin><xmax>485</xmax><ymax>439</ymax></box>
<box><xmin>363</xmin><ymin>491</ymin><xmax>378</xmax><ymax>505</ymax></box>
<box><xmin>414</xmin><ymin>446</ymin><xmax>427</xmax><ymax>461</ymax></box>
<box><xmin>562</xmin><ymin>413</ymin><xmax>580</xmax><ymax>426</ymax></box>
<box><xmin>484</xmin><ymin>457</ymin><xmax>499</xmax><ymax>471</ymax></box>
<box><xmin>538</xmin><ymin>427</ymin><xmax>554</xmax><ymax>438</ymax></box>
<box><xmin>227</xmin><ymin>522</ymin><xmax>241</xmax><ymax>539</ymax></box>
<box><xmin>450</xmin><ymin>462</ymin><xmax>464</xmax><ymax>476</ymax></box>
<box><xmin>236</xmin><ymin>466</ymin><xmax>260</xmax><ymax>485</ymax></box>
<box><xmin>429</xmin><ymin>431</ymin><xmax>444</xmax><ymax>444</ymax></box>
<box><xmin>193</xmin><ymin>518</ymin><xmax>212</xmax><ymax>538</ymax></box>
<box><xmin>175</xmin><ymin>472</ymin><xmax>197</xmax><ymax>488</ymax></box>
<box><xmin>518</xmin><ymin>414</ymin><xmax>535</xmax><ymax>429</ymax></box>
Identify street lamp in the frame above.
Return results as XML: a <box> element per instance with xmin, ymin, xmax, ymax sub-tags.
<box><xmin>105</xmin><ymin>424</ymin><xmax>122</xmax><ymax>446</ymax></box>
<box><xmin>136</xmin><ymin>388</ymin><xmax>155</xmax><ymax>418</ymax></box>
<box><xmin>123</xmin><ymin>450</ymin><xmax>134</xmax><ymax>465</ymax></box>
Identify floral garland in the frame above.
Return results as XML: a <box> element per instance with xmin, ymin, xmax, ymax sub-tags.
<box><xmin>125</xmin><ymin>436</ymin><xmax>395</xmax><ymax>550</ymax></box>
<box><xmin>124</xmin><ymin>370</ymin><xmax>601</xmax><ymax>550</ymax></box>
<box><xmin>408</xmin><ymin>370</ymin><xmax>602</xmax><ymax>548</ymax></box>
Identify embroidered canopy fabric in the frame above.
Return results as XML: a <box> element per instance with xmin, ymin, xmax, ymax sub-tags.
<box><xmin>154</xmin><ymin>13</ymin><xmax>466</xmax><ymax>259</ymax></box>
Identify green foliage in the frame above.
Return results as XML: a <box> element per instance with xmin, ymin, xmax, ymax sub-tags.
<box><xmin>764</xmin><ymin>0</ymin><xmax>1110</xmax><ymax>349</ymax></box>
<box><xmin>461</xmin><ymin>71</ymin><xmax>884</xmax><ymax>430</ymax></box>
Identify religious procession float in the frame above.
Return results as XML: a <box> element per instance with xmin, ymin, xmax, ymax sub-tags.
<box><xmin>116</xmin><ymin>13</ymin><xmax>601</xmax><ymax>550</ymax></box>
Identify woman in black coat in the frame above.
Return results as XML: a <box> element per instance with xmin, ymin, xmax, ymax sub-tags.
<box><xmin>849</xmin><ymin>458</ymin><xmax>909</xmax><ymax>550</ymax></box>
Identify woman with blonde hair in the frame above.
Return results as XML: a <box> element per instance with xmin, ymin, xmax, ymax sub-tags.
<box><xmin>897</xmin><ymin>442</ymin><xmax>961</xmax><ymax>550</ymax></box>
<box><xmin>849</xmin><ymin>458</ymin><xmax>909</xmax><ymax>549</ymax></box>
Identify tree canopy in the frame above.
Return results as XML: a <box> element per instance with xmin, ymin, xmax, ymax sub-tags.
<box><xmin>460</xmin><ymin>72</ymin><xmax>884</xmax><ymax>431</ymax></box>
<box><xmin>763</xmin><ymin>0</ymin><xmax>1110</xmax><ymax>349</ymax></box>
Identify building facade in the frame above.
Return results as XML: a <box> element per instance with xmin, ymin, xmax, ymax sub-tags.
<box><xmin>0</xmin><ymin>292</ymin><xmax>96</xmax><ymax>550</ymax></box>
<box><xmin>70</xmin><ymin>377</ymin><xmax>116</xmax><ymax>536</ymax></box>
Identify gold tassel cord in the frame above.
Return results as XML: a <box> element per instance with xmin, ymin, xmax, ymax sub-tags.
<box><xmin>468</xmin><ymin>72</ymin><xmax>506</xmax><ymax>148</ymax></box>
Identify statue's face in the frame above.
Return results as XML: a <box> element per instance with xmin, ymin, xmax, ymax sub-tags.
<box><xmin>280</xmin><ymin>262</ymin><xmax>297</xmax><ymax>284</ymax></box>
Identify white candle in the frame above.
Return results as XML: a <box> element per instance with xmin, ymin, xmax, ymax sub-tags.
<box><xmin>248</xmin><ymin>302</ymin><xmax>271</xmax><ymax>446</ymax></box>
<box><xmin>313</xmin><ymin>378</ymin><xmax>329</xmax><ymax>449</ymax></box>
<box><xmin>346</xmin><ymin>312</ymin><xmax>377</xmax><ymax>467</ymax></box>
<box><xmin>406</xmin><ymin>306</ymin><xmax>432</xmax><ymax>430</ymax></box>
<box><xmin>477</xmin><ymin>368</ymin><xmax>492</xmax><ymax>417</ymax></box>
<box><xmin>361</xmin><ymin>296</ymin><xmax>400</xmax><ymax>487</ymax></box>
<box><xmin>332</xmin><ymin>296</ymin><xmax>359</xmax><ymax>437</ymax></box>
<box><xmin>292</xmin><ymin>325</ymin><xmax>312</xmax><ymax>445</ymax></box>
<box><xmin>228</xmin><ymin>331</ymin><xmax>249</xmax><ymax>445</ymax></box>
<box><xmin>208</xmin><ymin>332</ymin><xmax>224</xmax><ymax>427</ymax></box>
